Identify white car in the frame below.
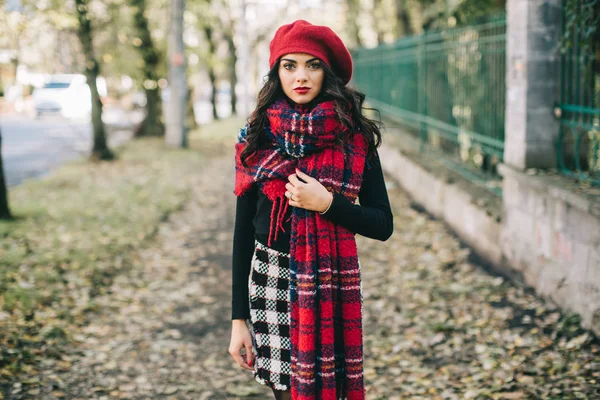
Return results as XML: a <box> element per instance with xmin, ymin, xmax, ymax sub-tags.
<box><xmin>32</xmin><ymin>74</ymin><xmax>107</xmax><ymax>119</ymax></box>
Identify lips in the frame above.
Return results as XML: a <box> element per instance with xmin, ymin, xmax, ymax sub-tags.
<box><xmin>294</xmin><ymin>87</ymin><xmax>310</xmax><ymax>94</ymax></box>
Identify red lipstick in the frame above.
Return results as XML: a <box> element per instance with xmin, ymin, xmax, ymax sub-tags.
<box><xmin>294</xmin><ymin>87</ymin><xmax>310</xmax><ymax>94</ymax></box>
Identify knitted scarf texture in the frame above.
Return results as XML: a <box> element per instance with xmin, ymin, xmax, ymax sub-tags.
<box><xmin>234</xmin><ymin>98</ymin><xmax>367</xmax><ymax>400</ymax></box>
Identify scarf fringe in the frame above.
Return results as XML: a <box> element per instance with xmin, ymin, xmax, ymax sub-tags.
<box><xmin>267</xmin><ymin>195</ymin><xmax>290</xmax><ymax>247</ymax></box>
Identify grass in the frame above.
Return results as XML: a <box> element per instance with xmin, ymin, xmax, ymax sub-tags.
<box><xmin>0</xmin><ymin>116</ymin><xmax>244</xmax><ymax>384</ymax></box>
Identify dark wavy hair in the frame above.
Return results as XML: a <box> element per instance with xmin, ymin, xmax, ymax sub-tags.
<box><xmin>239</xmin><ymin>59</ymin><xmax>383</xmax><ymax>168</ymax></box>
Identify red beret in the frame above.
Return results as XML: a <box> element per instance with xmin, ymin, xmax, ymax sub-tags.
<box><xmin>269</xmin><ymin>20</ymin><xmax>353</xmax><ymax>85</ymax></box>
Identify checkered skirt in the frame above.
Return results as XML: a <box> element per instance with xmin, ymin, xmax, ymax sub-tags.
<box><xmin>248</xmin><ymin>239</ymin><xmax>292</xmax><ymax>391</ymax></box>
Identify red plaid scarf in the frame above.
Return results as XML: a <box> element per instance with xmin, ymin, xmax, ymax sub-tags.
<box><xmin>234</xmin><ymin>98</ymin><xmax>367</xmax><ymax>399</ymax></box>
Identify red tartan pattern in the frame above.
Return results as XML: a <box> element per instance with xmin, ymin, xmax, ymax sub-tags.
<box><xmin>234</xmin><ymin>98</ymin><xmax>367</xmax><ymax>400</ymax></box>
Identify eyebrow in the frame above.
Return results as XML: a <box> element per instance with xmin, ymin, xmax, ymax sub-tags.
<box><xmin>281</xmin><ymin>57</ymin><xmax>320</xmax><ymax>63</ymax></box>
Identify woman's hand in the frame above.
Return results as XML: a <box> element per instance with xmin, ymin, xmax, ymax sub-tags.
<box><xmin>286</xmin><ymin>169</ymin><xmax>333</xmax><ymax>213</ymax></box>
<box><xmin>229</xmin><ymin>320</ymin><xmax>255</xmax><ymax>371</ymax></box>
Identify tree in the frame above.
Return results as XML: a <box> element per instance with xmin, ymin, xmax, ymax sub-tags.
<box><xmin>201</xmin><ymin>23</ymin><xmax>219</xmax><ymax>121</ymax></box>
<box><xmin>0</xmin><ymin>129</ymin><xmax>12</xmax><ymax>220</ymax></box>
<box><xmin>75</xmin><ymin>0</ymin><xmax>115</xmax><ymax>160</ymax></box>
<box><xmin>216</xmin><ymin>0</ymin><xmax>239</xmax><ymax>116</ymax></box>
<box><xmin>222</xmin><ymin>27</ymin><xmax>237</xmax><ymax>116</ymax></box>
<box><xmin>130</xmin><ymin>0</ymin><xmax>166</xmax><ymax>137</ymax></box>
<box><xmin>187</xmin><ymin>0</ymin><xmax>229</xmax><ymax>121</ymax></box>
<box><xmin>0</xmin><ymin>8</ymin><xmax>27</xmax><ymax>85</ymax></box>
<box><xmin>345</xmin><ymin>0</ymin><xmax>363</xmax><ymax>48</ymax></box>
<box><xmin>394</xmin><ymin>0</ymin><xmax>414</xmax><ymax>38</ymax></box>
<box><xmin>186</xmin><ymin>82</ymin><xmax>198</xmax><ymax>131</ymax></box>
<box><xmin>450</xmin><ymin>0</ymin><xmax>506</xmax><ymax>26</ymax></box>
<box><xmin>165</xmin><ymin>0</ymin><xmax>187</xmax><ymax>148</ymax></box>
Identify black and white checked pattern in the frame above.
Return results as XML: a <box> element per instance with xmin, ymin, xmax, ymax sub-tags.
<box><xmin>248</xmin><ymin>240</ymin><xmax>292</xmax><ymax>391</ymax></box>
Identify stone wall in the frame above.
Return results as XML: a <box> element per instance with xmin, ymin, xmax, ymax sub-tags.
<box><xmin>379</xmin><ymin>129</ymin><xmax>600</xmax><ymax>336</ymax></box>
<box><xmin>378</xmin><ymin>142</ymin><xmax>505</xmax><ymax>271</ymax></box>
<box><xmin>500</xmin><ymin>165</ymin><xmax>600</xmax><ymax>333</ymax></box>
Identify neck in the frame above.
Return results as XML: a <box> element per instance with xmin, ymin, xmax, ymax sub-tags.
<box><xmin>283</xmin><ymin>94</ymin><xmax>325</xmax><ymax>112</ymax></box>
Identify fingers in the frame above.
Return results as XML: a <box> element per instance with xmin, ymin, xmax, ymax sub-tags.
<box><xmin>288</xmin><ymin>173</ymin><xmax>302</xmax><ymax>187</ymax></box>
<box><xmin>295</xmin><ymin>168</ymin><xmax>314</xmax><ymax>182</ymax></box>
<box><xmin>244</xmin><ymin>341</ymin><xmax>255</xmax><ymax>366</ymax></box>
<box><xmin>288</xmin><ymin>169</ymin><xmax>316</xmax><ymax>187</ymax></box>
<box><xmin>229</xmin><ymin>323</ymin><xmax>255</xmax><ymax>371</ymax></box>
<box><xmin>229</xmin><ymin>345</ymin><xmax>254</xmax><ymax>371</ymax></box>
<box><xmin>286</xmin><ymin>179</ymin><xmax>301</xmax><ymax>204</ymax></box>
<box><xmin>285</xmin><ymin>182</ymin><xmax>299</xmax><ymax>204</ymax></box>
<box><xmin>228</xmin><ymin>346</ymin><xmax>244</xmax><ymax>366</ymax></box>
<box><xmin>287</xmin><ymin>169</ymin><xmax>325</xmax><ymax>210</ymax></box>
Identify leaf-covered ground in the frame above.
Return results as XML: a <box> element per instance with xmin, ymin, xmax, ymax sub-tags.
<box><xmin>2</xmin><ymin>118</ymin><xmax>599</xmax><ymax>399</ymax></box>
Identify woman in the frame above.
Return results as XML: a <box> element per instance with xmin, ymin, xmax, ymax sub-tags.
<box><xmin>229</xmin><ymin>20</ymin><xmax>393</xmax><ymax>400</ymax></box>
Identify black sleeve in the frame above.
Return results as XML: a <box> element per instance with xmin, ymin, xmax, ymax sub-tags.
<box><xmin>231</xmin><ymin>184</ymin><xmax>258</xmax><ymax>320</ymax></box>
<box><xmin>321</xmin><ymin>151</ymin><xmax>394</xmax><ymax>241</ymax></box>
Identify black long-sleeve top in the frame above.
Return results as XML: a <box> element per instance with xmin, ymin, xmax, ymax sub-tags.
<box><xmin>231</xmin><ymin>151</ymin><xmax>394</xmax><ymax>320</ymax></box>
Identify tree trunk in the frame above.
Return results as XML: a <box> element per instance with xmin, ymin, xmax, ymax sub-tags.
<box><xmin>224</xmin><ymin>31</ymin><xmax>238</xmax><ymax>116</ymax></box>
<box><xmin>141</xmin><ymin>87</ymin><xmax>164</xmax><ymax>136</ymax></box>
<box><xmin>10</xmin><ymin>56</ymin><xmax>19</xmax><ymax>85</ymax></box>
<box><xmin>208</xmin><ymin>69</ymin><xmax>218</xmax><ymax>121</ymax></box>
<box><xmin>131</xmin><ymin>0</ymin><xmax>165</xmax><ymax>137</ymax></box>
<box><xmin>166</xmin><ymin>0</ymin><xmax>187</xmax><ymax>148</ymax></box>
<box><xmin>203</xmin><ymin>25</ymin><xmax>219</xmax><ymax>121</ymax></box>
<box><xmin>186</xmin><ymin>83</ymin><xmax>198</xmax><ymax>131</ymax></box>
<box><xmin>75</xmin><ymin>0</ymin><xmax>114</xmax><ymax>161</ymax></box>
<box><xmin>346</xmin><ymin>0</ymin><xmax>363</xmax><ymax>48</ymax></box>
<box><xmin>372</xmin><ymin>0</ymin><xmax>385</xmax><ymax>45</ymax></box>
<box><xmin>395</xmin><ymin>0</ymin><xmax>414</xmax><ymax>38</ymax></box>
<box><xmin>0</xmin><ymin>129</ymin><xmax>12</xmax><ymax>220</ymax></box>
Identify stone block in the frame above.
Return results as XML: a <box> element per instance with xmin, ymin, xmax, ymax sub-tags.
<box><xmin>505</xmin><ymin>104</ymin><xmax>526</xmax><ymax>142</ymax></box>
<box><xmin>527</xmin><ymin>30</ymin><xmax>560</xmax><ymax>55</ymax></box>
<box><xmin>523</xmin><ymin>140</ymin><xmax>557</xmax><ymax>169</ymax></box>
<box><xmin>526</xmin><ymin>188</ymin><xmax>549</xmax><ymax>218</ymax></box>
<box><xmin>589</xmin><ymin>248</ymin><xmax>600</xmax><ymax>270</ymax></box>
<box><xmin>552</xmin><ymin>229</ymin><xmax>574</xmax><ymax>263</ymax></box>
<box><xmin>525</xmin><ymin>108</ymin><xmax>560</xmax><ymax>142</ymax></box>
<box><xmin>528</xmin><ymin>0</ymin><xmax>562</xmax><ymax>30</ymax></box>
<box><xmin>507</xmin><ymin>55</ymin><xmax>528</xmax><ymax>86</ymax></box>
<box><xmin>526</xmin><ymin>59</ymin><xmax>559</xmax><ymax>83</ymax></box>
<box><xmin>564</xmin><ymin>206</ymin><xmax>600</xmax><ymax>246</ymax></box>
<box><xmin>502</xmin><ymin>206</ymin><xmax>536</xmax><ymax>262</ymax></box>
<box><xmin>508</xmin><ymin>0</ymin><xmax>529</xmax><ymax>27</ymax></box>
<box><xmin>579</xmin><ymin>245</ymin><xmax>600</xmax><ymax>321</ymax></box>
<box><xmin>526</xmin><ymin>89</ymin><xmax>558</xmax><ymax>119</ymax></box>
<box><xmin>444</xmin><ymin>187</ymin><xmax>475</xmax><ymax>234</ymax></box>
<box><xmin>503</xmin><ymin>134</ymin><xmax>529</xmax><ymax>170</ymax></box>
<box><xmin>507</xmin><ymin>32</ymin><xmax>527</xmax><ymax>59</ymax></box>
<box><xmin>505</xmin><ymin>0</ymin><xmax>561</xmax><ymax>170</ymax></box>
<box><xmin>536</xmin><ymin>260</ymin><xmax>571</xmax><ymax>307</ymax></box>
<box><xmin>534</xmin><ymin>219</ymin><xmax>554</xmax><ymax>260</ymax></box>
<box><xmin>585</xmin><ymin>249</ymin><xmax>600</xmax><ymax>321</ymax></box>
<box><xmin>570</xmin><ymin>241</ymin><xmax>590</xmax><ymax>277</ymax></box>
<box><xmin>550</xmin><ymin>198</ymin><xmax>568</xmax><ymax>232</ymax></box>
<box><xmin>502</xmin><ymin>175</ymin><xmax>523</xmax><ymax>208</ymax></box>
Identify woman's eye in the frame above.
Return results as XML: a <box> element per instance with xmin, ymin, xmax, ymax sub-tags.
<box><xmin>309</xmin><ymin>63</ymin><xmax>321</xmax><ymax>70</ymax></box>
<box><xmin>284</xmin><ymin>64</ymin><xmax>295</xmax><ymax>70</ymax></box>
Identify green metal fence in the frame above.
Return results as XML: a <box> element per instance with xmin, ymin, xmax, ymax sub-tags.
<box><xmin>556</xmin><ymin>4</ymin><xmax>600</xmax><ymax>185</ymax></box>
<box><xmin>353</xmin><ymin>18</ymin><xmax>506</xmax><ymax>195</ymax></box>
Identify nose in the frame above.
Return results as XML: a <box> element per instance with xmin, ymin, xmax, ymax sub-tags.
<box><xmin>295</xmin><ymin>67</ymin><xmax>308</xmax><ymax>83</ymax></box>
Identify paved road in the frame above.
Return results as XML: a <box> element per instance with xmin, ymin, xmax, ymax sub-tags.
<box><xmin>0</xmin><ymin>96</ymin><xmax>240</xmax><ymax>188</ymax></box>
<box><xmin>1</xmin><ymin>107</ymin><xmax>137</xmax><ymax>187</ymax></box>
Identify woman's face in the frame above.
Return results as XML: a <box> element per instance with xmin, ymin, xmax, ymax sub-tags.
<box><xmin>278</xmin><ymin>53</ymin><xmax>324</xmax><ymax>105</ymax></box>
